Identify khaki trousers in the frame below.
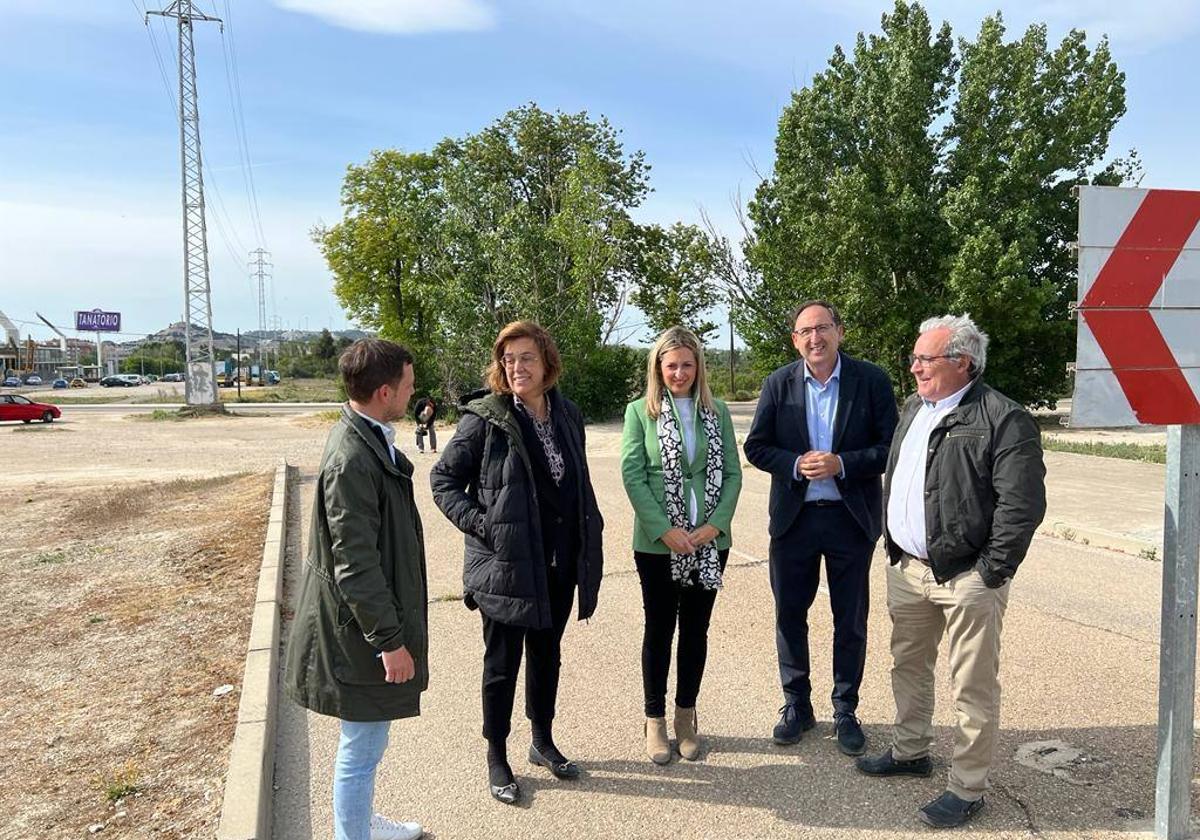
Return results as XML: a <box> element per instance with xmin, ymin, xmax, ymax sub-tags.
<box><xmin>887</xmin><ymin>555</ymin><xmax>1009</xmax><ymax>800</ymax></box>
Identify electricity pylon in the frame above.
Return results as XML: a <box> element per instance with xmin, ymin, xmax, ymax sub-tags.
<box><xmin>147</xmin><ymin>0</ymin><xmax>221</xmax><ymax>405</ymax></box>
<box><xmin>249</xmin><ymin>247</ymin><xmax>272</xmax><ymax>368</ymax></box>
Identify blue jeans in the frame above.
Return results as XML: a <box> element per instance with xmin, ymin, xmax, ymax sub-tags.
<box><xmin>333</xmin><ymin>720</ymin><xmax>391</xmax><ymax>840</ymax></box>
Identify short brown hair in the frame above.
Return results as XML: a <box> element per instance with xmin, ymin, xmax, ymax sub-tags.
<box><xmin>485</xmin><ymin>321</ymin><xmax>562</xmax><ymax>394</ymax></box>
<box><xmin>790</xmin><ymin>299</ymin><xmax>843</xmax><ymax>328</ymax></box>
<box><xmin>339</xmin><ymin>338</ymin><xmax>413</xmax><ymax>402</ymax></box>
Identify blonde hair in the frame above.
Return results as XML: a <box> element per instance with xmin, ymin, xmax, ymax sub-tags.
<box><xmin>644</xmin><ymin>326</ymin><xmax>714</xmax><ymax>418</ymax></box>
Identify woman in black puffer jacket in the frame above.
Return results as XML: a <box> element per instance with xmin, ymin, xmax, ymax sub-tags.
<box><xmin>430</xmin><ymin>320</ymin><xmax>603</xmax><ymax>806</ymax></box>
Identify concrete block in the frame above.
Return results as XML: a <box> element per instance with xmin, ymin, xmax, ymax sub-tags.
<box><xmin>236</xmin><ymin>647</ymin><xmax>277</xmax><ymax>725</ymax></box>
<box><xmin>216</xmin><ymin>719</ymin><xmax>269</xmax><ymax>840</ymax></box>
<box><xmin>216</xmin><ymin>460</ymin><xmax>290</xmax><ymax>840</ymax></box>
<box><xmin>246</xmin><ymin>601</ymin><xmax>278</xmax><ymax>653</ymax></box>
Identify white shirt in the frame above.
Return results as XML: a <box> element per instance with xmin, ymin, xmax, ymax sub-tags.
<box><xmin>673</xmin><ymin>396</ymin><xmax>700</xmax><ymax>525</ymax></box>
<box><xmin>354</xmin><ymin>408</ymin><xmax>397</xmax><ymax>465</ymax></box>
<box><xmin>886</xmin><ymin>379</ymin><xmax>974</xmax><ymax>559</ymax></box>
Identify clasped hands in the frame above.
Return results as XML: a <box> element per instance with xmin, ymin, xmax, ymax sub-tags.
<box><xmin>796</xmin><ymin>450</ymin><xmax>841</xmax><ymax>481</ymax></box>
<box><xmin>662</xmin><ymin>523</ymin><xmax>720</xmax><ymax>555</ymax></box>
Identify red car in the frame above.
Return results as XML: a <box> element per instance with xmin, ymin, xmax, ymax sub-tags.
<box><xmin>0</xmin><ymin>394</ymin><xmax>60</xmax><ymax>423</ymax></box>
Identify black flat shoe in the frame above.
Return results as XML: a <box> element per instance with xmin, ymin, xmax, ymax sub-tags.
<box><xmin>918</xmin><ymin>790</ymin><xmax>984</xmax><ymax>828</ymax></box>
<box><xmin>489</xmin><ymin>780</ymin><xmax>520</xmax><ymax>805</ymax></box>
<box><xmin>528</xmin><ymin>744</ymin><xmax>580</xmax><ymax>779</ymax></box>
<box><xmin>855</xmin><ymin>747</ymin><xmax>933</xmax><ymax>777</ymax></box>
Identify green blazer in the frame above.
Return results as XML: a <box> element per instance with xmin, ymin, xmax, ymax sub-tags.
<box><xmin>620</xmin><ymin>394</ymin><xmax>742</xmax><ymax>554</ymax></box>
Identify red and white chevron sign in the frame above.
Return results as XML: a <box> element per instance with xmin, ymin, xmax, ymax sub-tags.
<box><xmin>1072</xmin><ymin>186</ymin><xmax>1200</xmax><ymax>427</ymax></box>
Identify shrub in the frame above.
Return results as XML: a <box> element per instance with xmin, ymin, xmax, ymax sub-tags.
<box><xmin>559</xmin><ymin>344</ymin><xmax>646</xmax><ymax>421</ymax></box>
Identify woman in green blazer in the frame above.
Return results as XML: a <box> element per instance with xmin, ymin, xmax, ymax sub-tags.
<box><xmin>620</xmin><ymin>326</ymin><xmax>742</xmax><ymax>765</ymax></box>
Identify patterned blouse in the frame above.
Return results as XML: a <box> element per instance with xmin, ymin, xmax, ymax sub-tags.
<box><xmin>513</xmin><ymin>395</ymin><xmax>565</xmax><ymax>485</ymax></box>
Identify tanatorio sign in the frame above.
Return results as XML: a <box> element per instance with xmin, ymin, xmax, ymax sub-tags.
<box><xmin>75</xmin><ymin>309</ymin><xmax>121</xmax><ymax>332</ymax></box>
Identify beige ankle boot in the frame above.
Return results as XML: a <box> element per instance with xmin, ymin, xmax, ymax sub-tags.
<box><xmin>645</xmin><ymin>716</ymin><xmax>671</xmax><ymax>765</ymax></box>
<box><xmin>674</xmin><ymin>706</ymin><xmax>700</xmax><ymax>760</ymax></box>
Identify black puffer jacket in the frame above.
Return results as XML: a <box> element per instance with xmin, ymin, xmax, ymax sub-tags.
<box><xmin>430</xmin><ymin>389</ymin><xmax>604</xmax><ymax>628</ymax></box>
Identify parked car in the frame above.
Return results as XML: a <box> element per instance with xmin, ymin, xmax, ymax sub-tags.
<box><xmin>24</xmin><ymin>375</ymin><xmax>43</xmax><ymax>386</ymax></box>
<box><xmin>161</xmin><ymin>372</ymin><xmax>184</xmax><ymax>382</ymax></box>
<box><xmin>99</xmin><ymin>374</ymin><xmax>141</xmax><ymax>387</ymax></box>
<box><xmin>69</xmin><ymin>378</ymin><xmax>87</xmax><ymax>388</ymax></box>
<box><xmin>52</xmin><ymin>378</ymin><xmax>68</xmax><ymax>389</ymax></box>
<box><xmin>0</xmin><ymin>394</ymin><xmax>60</xmax><ymax>424</ymax></box>
<box><xmin>1</xmin><ymin>376</ymin><xmax>20</xmax><ymax>387</ymax></box>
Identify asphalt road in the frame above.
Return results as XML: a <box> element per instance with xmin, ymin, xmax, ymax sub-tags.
<box><xmin>272</xmin><ymin>414</ymin><xmax>1184</xmax><ymax>840</ymax></box>
<box><xmin>57</xmin><ymin>401</ymin><xmax>336</xmax><ymax>415</ymax></box>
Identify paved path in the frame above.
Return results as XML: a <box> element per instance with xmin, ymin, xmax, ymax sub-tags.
<box><xmin>273</xmin><ymin>414</ymin><xmax>1183</xmax><ymax>839</ymax></box>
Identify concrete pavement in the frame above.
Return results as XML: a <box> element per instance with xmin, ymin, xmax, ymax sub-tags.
<box><xmin>272</xmin><ymin>412</ymin><xmax>1181</xmax><ymax>839</ymax></box>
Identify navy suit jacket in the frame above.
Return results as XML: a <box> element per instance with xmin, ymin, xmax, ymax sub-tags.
<box><xmin>744</xmin><ymin>352</ymin><xmax>898</xmax><ymax>541</ymax></box>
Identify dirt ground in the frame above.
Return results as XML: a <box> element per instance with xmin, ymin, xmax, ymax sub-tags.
<box><xmin>0</xmin><ymin>410</ymin><xmax>340</xmax><ymax>840</ymax></box>
<box><xmin>0</xmin><ymin>472</ymin><xmax>271</xmax><ymax>839</ymax></box>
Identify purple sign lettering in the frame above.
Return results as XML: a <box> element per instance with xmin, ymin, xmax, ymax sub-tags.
<box><xmin>75</xmin><ymin>309</ymin><xmax>121</xmax><ymax>332</ymax></box>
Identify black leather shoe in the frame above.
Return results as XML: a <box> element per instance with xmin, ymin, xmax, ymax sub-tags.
<box><xmin>834</xmin><ymin>714</ymin><xmax>866</xmax><ymax>756</ymax></box>
<box><xmin>855</xmin><ymin>748</ymin><xmax>933</xmax><ymax>777</ymax></box>
<box><xmin>918</xmin><ymin>790</ymin><xmax>984</xmax><ymax>828</ymax></box>
<box><xmin>488</xmin><ymin>780</ymin><xmax>520</xmax><ymax>805</ymax></box>
<box><xmin>528</xmin><ymin>744</ymin><xmax>580</xmax><ymax>779</ymax></box>
<box><xmin>772</xmin><ymin>704</ymin><xmax>816</xmax><ymax>745</ymax></box>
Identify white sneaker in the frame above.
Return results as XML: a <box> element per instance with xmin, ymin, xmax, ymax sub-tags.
<box><xmin>369</xmin><ymin>813</ymin><xmax>423</xmax><ymax>840</ymax></box>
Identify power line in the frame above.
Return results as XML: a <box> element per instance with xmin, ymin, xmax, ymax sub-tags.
<box><xmin>218</xmin><ymin>0</ymin><xmax>266</xmax><ymax>247</ymax></box>
<box><xmin>134</xmin><ymin>1</ymin><xmax>256</xmax><ymax>306</ymax></box>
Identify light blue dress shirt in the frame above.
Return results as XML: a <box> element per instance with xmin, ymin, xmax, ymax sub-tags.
<box><xmin>799</xmin><ymin>356</ymin><xmax>842</xmax><ymax>502</ymax></box>
<box><xmin>353</xmin><ymin>408</ymin><xmax>396</xmax><ymax>465</ymax></box>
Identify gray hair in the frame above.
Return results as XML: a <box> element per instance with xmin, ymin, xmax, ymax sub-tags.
<box><xmin>919</xmin><ymin>314</ymin><xmax>989</xmax><ymax>375</ymax></box>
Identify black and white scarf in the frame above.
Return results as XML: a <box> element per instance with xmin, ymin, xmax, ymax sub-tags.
<box><xmin>657</xmin><ymin>393</ymin><xmax>724</xmax><ymax>589</ymax></box>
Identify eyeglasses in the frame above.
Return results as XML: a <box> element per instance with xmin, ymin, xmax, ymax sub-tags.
<box><xmin>500</xmin><ymin>353</ymin><xmax>540</xmax><ymax>369</ymax></box>
<box><xmin>792</xmin><ymin>323</ymin><xmax>836</xmax><ymax>339</ymax></box>
<box><xmin>907</xmin><ymin>353</ymin><xmax>959</xmax><ymax>367</ymax></box>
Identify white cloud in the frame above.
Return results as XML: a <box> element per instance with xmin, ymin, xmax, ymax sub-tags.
<box><xmin>271</xmin><ymin>0</ymin><xmax>496</xmax><ymax>34</ymax></box>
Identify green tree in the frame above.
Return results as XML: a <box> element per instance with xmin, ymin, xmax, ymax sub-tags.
<box><xmin>119</xmin><ymin>340</ymin><xmax>184</xmax><ymax>376</ymax></box>
<box><xmin>315</xmin><ymin>103</ymin><xmax>651</xmax><ymax>416</ymax></box>
<box><xmin>741</xmin><ymin>1</ymin><xmax>1129</xmax><ymax>406</ymax></box>
<box><xmin>313</xmin><ymin>328</ymin><xmax>338</xmax><ymax>361</ymax></box>
<box><xmin>630</xmin><ymin>222</ymin><xmax>721</xmax><ymax>341</ymax></box>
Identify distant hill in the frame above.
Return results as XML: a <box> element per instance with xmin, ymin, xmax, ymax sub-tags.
<box><xmin>124</xmin><ymin>322</ymin><xmax>372</xmax><ymax>350</ymax></box>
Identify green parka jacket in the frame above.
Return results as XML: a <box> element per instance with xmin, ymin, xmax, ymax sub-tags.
<box><xmin>284</xmin><ymin>405</ymin><xmax>429</xmax><ymax>722</ymax></box>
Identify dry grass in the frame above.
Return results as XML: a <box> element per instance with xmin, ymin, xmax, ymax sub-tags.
<box><xmin>291</xmin><ymin>408</ymin><xmax>342</xmax><ymax>429</ymax></box>
<box><xmin>70</xmin><ymin>473</ymin><xmax>252</xmax><ymax>528</ymax></box>
<box><xmin>0</xmin><ymin>470</ymin><xmax>273</xmax><ymax>839</ymax></box>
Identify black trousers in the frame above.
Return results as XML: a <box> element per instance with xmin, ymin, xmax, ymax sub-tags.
<box><xmin>634</xmin><ymin>549</ymin><xmax>729</xmax><ymax>718</ymax></box>
<box><xmin>479</xmin><ymin>570</ymin><xmax>576</xmax><ymax>740</ymax></box>
<box><xmin>769</xmin><ymin>503</ymin><xmax>874</xmax><ymax>717</ymax></box>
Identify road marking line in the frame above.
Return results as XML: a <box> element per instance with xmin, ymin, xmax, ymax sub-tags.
<box><xmin>729</xmin><ymin>547</ymin><xmax>830</xmax><ymax>595</ymax></box>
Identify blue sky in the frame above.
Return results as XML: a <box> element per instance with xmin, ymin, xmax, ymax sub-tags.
<box><xmin>2</xmin><ymin>0</ymin><xmax>1199</xmax><ymax>347</ymax></box>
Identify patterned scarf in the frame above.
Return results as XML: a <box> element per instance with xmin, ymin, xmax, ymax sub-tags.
<box><xmin>657</xmin><ymin>393</ymin><xmax>724</xmax><ymax>589</ymax></box>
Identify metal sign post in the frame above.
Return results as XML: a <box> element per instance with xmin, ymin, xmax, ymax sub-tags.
<box><xmin>1072</xmin><ymin>186</ymin><xmax>1200</xmax><ymax>839</ymax></box>
<box><xmin>1156</xmin><ymin>425</ymin><xmax>1200</xmax><ymax>840</ymax></box>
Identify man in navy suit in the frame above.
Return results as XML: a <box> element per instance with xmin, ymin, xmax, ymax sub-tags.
<box><xmin>744</xmin><ymin>300</ymin><xmax>897</xmax><ymax>756</ymax></box>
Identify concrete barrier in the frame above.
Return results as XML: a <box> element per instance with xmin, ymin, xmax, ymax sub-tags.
<box><xmin>217</xmin><ymin>461</ymin><xmax>291</xmax><ymax>840</ymax></box>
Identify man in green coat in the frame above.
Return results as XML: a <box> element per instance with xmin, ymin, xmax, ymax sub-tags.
<box><xmin>284</xmin><ymin>339</ymin><xmax>429</xmax><ymax>840</ymax></box>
